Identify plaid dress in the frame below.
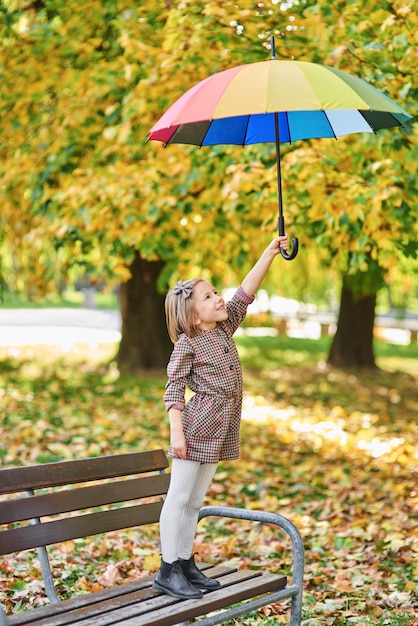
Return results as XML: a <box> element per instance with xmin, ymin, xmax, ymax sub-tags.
<box><xmin>164</xmin><ymin>287</ymin><xmax>255</xmax><ymax>464</ymax></box>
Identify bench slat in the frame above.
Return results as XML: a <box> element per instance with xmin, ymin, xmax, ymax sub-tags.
<box><xmin>0</xmin><ymin>474</ymin><xmax>170</xmax><ymax>524</ymax></box>
<box><xmin>0</xmin><ymin>450</ymin><xmax>168</xmax><ymax>494</ymax></box>
<box><xmin>7</xmin><ymin>567</ymin><xmax>235</xmax><ymax>626</ymax></box>
<box><xmin>79</xmin><ymin>571</ymin><xmax>286</xmax><ymax>626</ymax></box>
<box><xmin>130</xmin><ymin>571</ymin><xmax>287</xmax><ymax>626</ymax></box>
<box><xmin>7</xmin><ymin>577</ymin><xmax>155</xmax><ymax>625</ymax></box>
<box><xmin>0</xmin><ymin>501</ymin><xmax>163</xmax><ymax>554</ymax></box>
<box><xmin>7</xmin><ymin>568</ymin><xmax>284</xmax><ymax>626</ymax></box>
<box><xmin>108</xmin><ymin>570</ymin><xmax>272</xmax><ymax>626</ymax></box>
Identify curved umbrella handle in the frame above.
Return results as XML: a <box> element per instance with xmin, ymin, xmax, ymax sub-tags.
<box><xmin>280</xmin><ymin>237</ymin><xmax>299</xmax><ymax>260</ymax></box>
<box><xmin>278</xmin><ymin>216</ymin><xmax>299</xmax><ymax>260</ymax></box>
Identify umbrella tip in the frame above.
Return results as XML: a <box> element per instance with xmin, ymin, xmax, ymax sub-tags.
<box><xmin>270</xmin><ymin>35</ymin><xmax>276</xmax><ymax>60</ymax></box>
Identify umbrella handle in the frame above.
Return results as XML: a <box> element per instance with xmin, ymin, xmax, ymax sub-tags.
<box><xmin>278</xmin><ymin>216</ymin><xmax>299</xmax><ymax>260</ymax></box>
<box><xmin>280</xmin><ymin>238</ymin><xmax>299</xmax><ymax>260</ymax></box>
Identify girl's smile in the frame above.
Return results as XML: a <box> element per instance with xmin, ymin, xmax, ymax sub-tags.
<box><xmin>193</xmin><ymin>280</ymin><xmax>228</xmax><ymax>330</ymax></box>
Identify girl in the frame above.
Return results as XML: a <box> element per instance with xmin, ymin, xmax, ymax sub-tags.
<box><xmin>153</xmin><ymin>235</ymin><xmax>289</xmax><ymax>599</ymax></box>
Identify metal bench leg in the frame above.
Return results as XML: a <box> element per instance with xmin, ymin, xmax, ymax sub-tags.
<box><xmin>290</xmin><ymin>585</ymin><xmax>303</xmax><ymax>626</ymax></box>
<box><xmin>25</xmin><ymin>490</ymin><xmax>60</xmax><ymax>604</ymax></box>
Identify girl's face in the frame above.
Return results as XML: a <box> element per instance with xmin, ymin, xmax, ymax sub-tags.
<box><xmin>192</xmin><ymin>280</ymin><xmax>228</xmax><ymax>330</ymax></box>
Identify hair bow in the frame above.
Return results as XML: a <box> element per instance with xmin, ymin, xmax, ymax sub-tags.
<box><xmin>173</xmin><ymin>280</ymin><xmax>193</xmax><ymax>299</ymax></box>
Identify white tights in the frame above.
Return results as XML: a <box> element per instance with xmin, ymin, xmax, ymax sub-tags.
<box><xmin>159</xmin><ymin>459</ymin><xmax>217</xmax><ymax>564</ymax></box>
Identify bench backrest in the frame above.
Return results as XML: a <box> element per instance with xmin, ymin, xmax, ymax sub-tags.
<box><xmin>0</xmin><ymin>449</ymin><xmax>170</xmax><ymax>555</ymax></box>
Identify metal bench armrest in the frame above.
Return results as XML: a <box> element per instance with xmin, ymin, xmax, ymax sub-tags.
<box><xmin>198</xmin><ymin>506</ymin><xmax>304</xmax><ymax>626</ymax></box>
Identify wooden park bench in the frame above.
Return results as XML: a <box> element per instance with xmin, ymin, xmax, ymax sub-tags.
<box><xmin>0</xmin><ymin>449</ymin><xmax>304</xmax><ymax>626</ymax></box>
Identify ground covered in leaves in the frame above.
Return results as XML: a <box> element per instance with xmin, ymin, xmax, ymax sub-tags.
<box><xmin>0</xmin><ymin>336</ymin><xmax>417</xmax><ymax>625</ymax></box>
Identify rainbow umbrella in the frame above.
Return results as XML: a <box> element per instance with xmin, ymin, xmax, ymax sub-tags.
<box><xmin>148</xmin><ymin>37</ymin><xmax>413</xmax><ymax>260</ymax></box>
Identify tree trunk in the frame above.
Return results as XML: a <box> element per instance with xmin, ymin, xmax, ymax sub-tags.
<box><xmin>327</xmin><ymin>279</ymin><xmax>377</xmax><ymax>368</ymax></box>
<box><xmin>117</xmin><ymin>254</ymin><xmax>172</xmax><ymax>373</ymax></box>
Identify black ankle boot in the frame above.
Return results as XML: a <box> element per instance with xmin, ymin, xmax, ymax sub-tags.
<box><xmin>179</xmin><ymin>553</ymin><xmax>221</xmax><ymax>591</ymax></box>
<box><xmin>153</xmin><ymin>559</ymin><xmax>203</xmax><ymax>599</ymax></box>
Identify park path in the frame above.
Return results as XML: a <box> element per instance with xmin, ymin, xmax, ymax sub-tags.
<box><xmin>0</xmin><ymin>306</ymin><xmax>415</xmax><ymax>347</ymax></box>
<box><xmin>0</xmin><ymin>308</ymin><xmax>121</xmax><ymax>346</ymax></box>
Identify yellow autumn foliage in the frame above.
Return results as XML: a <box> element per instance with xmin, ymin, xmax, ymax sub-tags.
<box><xmin>0</xmin><ymin>0</ymin><xmax>416</xmax><ymax>298</ymax></box>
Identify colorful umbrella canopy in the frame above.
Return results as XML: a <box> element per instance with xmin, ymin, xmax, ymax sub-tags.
<box><xmin>148</xmin><ymin>38</ymin><xmax>413</xmax><ymax>260</ymax></box>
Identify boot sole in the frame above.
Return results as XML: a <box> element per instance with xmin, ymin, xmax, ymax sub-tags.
<box><xmin>153</xmin><ymin>581</ymin><xmax>203</xmax><ymax>600</ymax></box>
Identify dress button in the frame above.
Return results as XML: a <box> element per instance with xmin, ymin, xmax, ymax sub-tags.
<box><xmin>224</xmin><ymin>347</ymin><xmax>229</xmax><ymax>353</ymax></box>
<box><xmin>229</xmin><ymin>365</ymin><xmax>233</xmax><ymax>370</ymax></box>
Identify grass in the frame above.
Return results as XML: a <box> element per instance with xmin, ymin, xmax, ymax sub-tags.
<box><xmin>236</xmin><ymin>333</ymin><xmax>418</xmax><ymax>375</ymax></box>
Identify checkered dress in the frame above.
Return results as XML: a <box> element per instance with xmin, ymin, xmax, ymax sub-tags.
<box><xmin>164</xmin><ymin>287</ymin><xmax>255</xmax><ymax>464</ymax></box>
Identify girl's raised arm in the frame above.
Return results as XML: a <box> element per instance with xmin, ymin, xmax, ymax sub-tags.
<box><xmin>241</xmin><ymin>235</ymin><xmax>289</xmax><ymax>296</ymax></box>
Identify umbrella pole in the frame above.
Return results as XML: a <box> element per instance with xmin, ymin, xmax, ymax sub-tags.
<box><xmin>274</xmin><ymin>111</ymin><xmax>299</xmax><ymax>260</ymax></box>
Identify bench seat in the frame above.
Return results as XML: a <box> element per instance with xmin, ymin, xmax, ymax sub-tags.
<box><xmin>6</xmin><ymin>567</ymin><xmax>288</xmax><ymax>626</ymax></box>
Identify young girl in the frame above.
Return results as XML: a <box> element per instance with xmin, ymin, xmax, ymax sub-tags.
<box><xmin>153</xmin><ymin>235</ymin><xmax>289</xmax><ymax>599</ymax></box>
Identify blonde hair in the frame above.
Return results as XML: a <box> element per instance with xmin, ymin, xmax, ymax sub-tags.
<box><xmin>165</xmin><ymin>278</ymin><xmax>204</xmax><ymax>343</ymax></box>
